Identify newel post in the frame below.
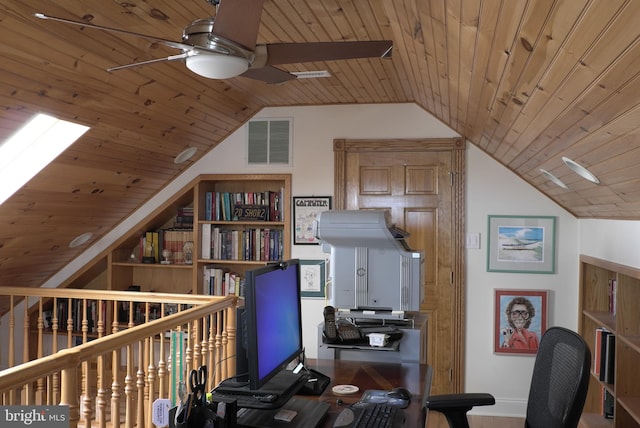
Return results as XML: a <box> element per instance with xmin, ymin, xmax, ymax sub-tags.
<box><xmin>60</xmin><ymin>367</ymin><xmax>80</xmax><ymax>428</ymax></box>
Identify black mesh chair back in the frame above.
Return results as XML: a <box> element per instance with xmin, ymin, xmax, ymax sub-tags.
<box><xmin>525</xmin><ymin>326</ymin><xmax>591</xmax><ymax>428</ymax></box>
<box><xmin>425</xmin><ymin>326</ymin><xmax>590</xmax><ymax>428</ymax></box>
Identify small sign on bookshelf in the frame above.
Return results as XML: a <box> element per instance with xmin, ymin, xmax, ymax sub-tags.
<box><xmin>233</xmin><ymin>204</ymin><xmax>269</xmax><ymax>221</ymax></box>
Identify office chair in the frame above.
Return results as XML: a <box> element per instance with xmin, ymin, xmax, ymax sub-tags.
<box><xmin>425</xmin><ymin>326</ymin><xmax>591</xmax><ymax>428</ymax></box>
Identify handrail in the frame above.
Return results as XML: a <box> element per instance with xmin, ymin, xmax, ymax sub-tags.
<box><xmin>0</xmin><ymin>297</ymin><xmax>235</xmax><ymax>388</ymax></box>
<box><xmin>0</xmin><ymin>287</ymin><xmax>240</xmax><ymax>428</ymax></box>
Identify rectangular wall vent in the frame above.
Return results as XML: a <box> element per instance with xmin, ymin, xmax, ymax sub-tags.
<box><xmin>247</xmin><ymin>119</ymin><xmax>291</xmax><ymax>165</ymax></box>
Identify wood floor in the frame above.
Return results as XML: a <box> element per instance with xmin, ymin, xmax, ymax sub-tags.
<box><xmin>427</xmin><ymin>412</ymin><xmax>525</xmax><ymax>427</ymax></box>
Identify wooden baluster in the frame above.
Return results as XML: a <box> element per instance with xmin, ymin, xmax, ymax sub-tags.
<box><xmin>226</xmin><ymin>306</ymin><xmax>237</xmax><ymax>380</ymax></box>
<box><xmin>214</xmin><ymin>312</ymin><xmax>222</xmax><ymax>385</ymax></box>
<box><xmin>147</xmin><ymin>328</ymin><xmax>157</xmax><ymax>428</ymax></box>
<box><xmin>142</xmin><ymin>302</ymin><xmax>151</xmax><ymax>428</ymax></box>
<box><xmin>136</xmin><ymin>338</ymin><xmax>145</xmax><ymax>428</ymax></box>
<box><xmin>125</xmin><ymin>301</ymin><xmax>135</xmax><ymax>428</ymax></box>
<box><xmin>22</xmin><ymin>296</ymin><xmax>31</xmax><ymax>404</ymax></box>
<box><xmin>8</xmin><ymin>295</ymin><xmax>16</xmax><ymax>404</ymax></box>
<box><xmin>222</xmin><ymin>309</ymin><xmax>229</xmax><ymax>379</ymax></box>
<box><xmin>51</xmin><ymin>297</ymin><xmax>60</xmax><ymax>405</ymax></box>
<box><xmin>81</xmin><ymin>299</ymin><xmax>92</xmax><ymax>428</ymax></box>
<box><xmin>157</xmin><ymin>303</ymin><xmax>167</xmax><ymax>398</ymax></box>
<box><xmin>193</xmin><ymin>319</ymin><xmax>202</xmax><ymax>370</ymax></box>
<box><xmin>60</xmin><ymin>367</ymin><xmax>80</xmax><ymax>428</ymax></box>
<box><xmin>185</xmin><ymin>319</ymin><xmax>193</xmax><ymax>375</ymax></box>
<box><xmin>96</xmin><ymin>299</ymin><xmax>107</xmax><ymax>428</ymax></box>
<box><xmin>208</xmin><ymin>312</ymin><xmax>215</xmax><ymax>386</ymax></box>
<box><xmin>35</xmin><ymin>298</ymin><xmax>45</xmax><ymax>404</ymax></box>
<box><xmin>111</xmin><ymin>300</ymin><xmax>121</xmax><ymax>428</ymax></box>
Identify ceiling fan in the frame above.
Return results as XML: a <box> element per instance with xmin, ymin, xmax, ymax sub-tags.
<box><xmin>35</xmin><ymin>0</ymin><xmax>393</xmax><ymax>84</ymax></box>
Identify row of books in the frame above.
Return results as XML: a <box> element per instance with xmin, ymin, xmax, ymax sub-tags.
<box><xmin>201</xmin><ymin>225</ymin><xmax>284</xmax><ymax>261</ymax></box>
<box><xmin>601</xmin><ymin>387</ymin><xmax>614</xmax><ymax>419</ymax></box>
<box><xmin>203</xmin><ymin>266</ymin><xmax>244</xmax><ymax>297</ymax></box>
<box><xmin>137</xmin><ymin>228</ymin><xmax>194</xmax><ymax>264</ymax></box>
<box><xmin>43</xmin><ymin>299</ymin><xmax>106</xmax><ymax>334</ymax></box>
<box><xmin>175</xmin><ymin>206</ymin><xmax>194</xmax><ymax>228</ymax></box>
<box><xmin>594</xmin><ymin>327</ymin><xmax>615</xmax><ymax>385</ymax></box>
<box><xmin>204</xmin><ymin>190</ymin><xmax>284</xmax><ymax>222</ymax></box>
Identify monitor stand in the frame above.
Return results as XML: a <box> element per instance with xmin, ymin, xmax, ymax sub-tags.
<box><xmin>216</xmin><ymin>369</ymin><xmax>305</xmax><ymax>397</ymax></box>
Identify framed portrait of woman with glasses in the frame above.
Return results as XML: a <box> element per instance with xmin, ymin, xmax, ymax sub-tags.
<box><xmin>494</xmin><ymin>289</ymin><xmax>548</xmax><ymax>355</ymax></box>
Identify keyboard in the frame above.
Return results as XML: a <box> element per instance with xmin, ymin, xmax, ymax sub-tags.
<box><xmin>333</xmin><ymin>402</ymin><xmax>406</xmax><ymax>428</ymax></box>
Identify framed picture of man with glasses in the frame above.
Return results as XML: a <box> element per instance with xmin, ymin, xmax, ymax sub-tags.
<box><xmin>494</xmin><ymin>289</ymin><xmax>548</xmax><ymax>355</ymax></box>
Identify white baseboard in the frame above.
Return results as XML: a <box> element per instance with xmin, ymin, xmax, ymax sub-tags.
<box><xmin>468</xmin><ymin>397</ymin><xmax>527</xmax><ymax>418</ymax></box>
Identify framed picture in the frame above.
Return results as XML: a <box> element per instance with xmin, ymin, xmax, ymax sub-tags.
<box><xmin>293</xmin><ymin>196</ymin><xmax>332</xmax><ymax>245</ymax></box>
<box><xmin>494</xmin><ymin>289</ymin><xmax>548</xmax><ymax>355</ymax></box>
<box><xmin>300</xmin><ymin>259</ymin><xmax>326</xmax><ymax>298</ymax></box>
<box><xmin>487</xmin><ymin>215</ymin><xmax>556</xmax><ymax>274</ymax></box>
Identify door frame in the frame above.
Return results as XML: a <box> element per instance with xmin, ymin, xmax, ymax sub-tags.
<box><xmin>333</xmin><ymin>137</ymin><xmax>466</xmax><ymax>392</ymax></box>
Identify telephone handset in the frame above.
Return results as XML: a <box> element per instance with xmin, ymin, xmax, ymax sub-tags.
<box><xmin>323</xmin><ymin>305</ymin><xmax>362</xmax><ymax>343</ymax></box>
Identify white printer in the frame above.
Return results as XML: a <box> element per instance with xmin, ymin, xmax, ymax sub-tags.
<box><xmin>315</xmin><ymin>210</ymin><xmax>424</xmax><ymax>313</ymax></box>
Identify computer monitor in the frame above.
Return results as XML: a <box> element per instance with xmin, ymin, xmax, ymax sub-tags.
<box><xmin>242</xmin><ymin>259</ymin><xmax>304</xmax><ymax>391</ymax></box>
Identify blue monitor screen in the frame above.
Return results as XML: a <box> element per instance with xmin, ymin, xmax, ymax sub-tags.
<box><xmin>244</xmin><ymin>259</ymin><xmax>303</xmax><ymax>390</ymax></box>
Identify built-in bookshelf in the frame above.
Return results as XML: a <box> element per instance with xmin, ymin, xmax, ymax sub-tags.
<box><xmin>578</xmin><ymin>255</ymin><xmax>640</xmax><ymax>428</ymax></box>
<box><xmin>31</xmin><ymin>174</ymin><xmax>291</xmax><ymax>341</ymax></box>
<box><xmin>195</xmin><ymin>174</ymin><xmax>290</xmax><ymax>296</ymax></box>
<box><xmin>110</xmin><ymin>174</ymin><xmax>291</xmax><ymax>296</ymax></box>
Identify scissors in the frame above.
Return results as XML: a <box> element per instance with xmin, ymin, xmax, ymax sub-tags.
<box><xmin>189</xmin><ymin>365</ymin><xmax>207</xmax><ymax>405</ymax></box>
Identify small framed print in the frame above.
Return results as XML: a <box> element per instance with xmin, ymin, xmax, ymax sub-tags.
<box><xmin>300</xmin><ymin>259</ymin><xmax>326</xmax><ymax>298</ymax></box>
<box><xmin>495</xmin><ymin>289</ymin><xmax>548</xmax><ymax>355</ymax></box>
<box><xmin>293</xmin><ymin>196</ymin><xmax>332</xmax><ymax>245</ymax></box>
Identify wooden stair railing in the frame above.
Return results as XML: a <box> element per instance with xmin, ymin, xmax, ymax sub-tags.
<box><xmin>0</xmin><ymin>287</ymin><xmax>238</xmax><ymax>428</ymax></box>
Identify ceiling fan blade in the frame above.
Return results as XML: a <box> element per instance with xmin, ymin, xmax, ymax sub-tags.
<box><xmin>263</xmin><ymin>41</ymin><xmax>393</xmax><ymax>65</ymax></box>
<box><xmin>34</xmin><ymin>13</ymin><xmax>193</xmax><ymax>51</ymax></box>
<box><xmin>241</xmin><ymin>66</ymin><xmax>297</xmax><ymax>84</ymax></box>
<box><xmin>107</xmin><ymin>53</ymin><xmax>189</xmax><ymax>72</ymax></box>
<box><xmin>211</xmin><ymin>0</ymin><xmax>266</xmax><ymax>50</ymax></box>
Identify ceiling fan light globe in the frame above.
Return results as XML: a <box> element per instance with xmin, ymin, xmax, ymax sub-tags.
<box><xmin>185</xmin><ymin>54</ymin><xmax>248</xmax><ymax>79</ymax></box>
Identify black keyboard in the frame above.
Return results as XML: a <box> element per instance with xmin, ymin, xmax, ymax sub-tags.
<box><xmin>333</xmin><ymin>402</ymin><xmax>405</xmax><ymax>428</ymax></box>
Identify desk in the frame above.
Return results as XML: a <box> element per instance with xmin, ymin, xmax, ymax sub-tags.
<box><xmin>303</xmin><ymin>358</ymin><xmax>430</xmax><ymax>428</ymax></box>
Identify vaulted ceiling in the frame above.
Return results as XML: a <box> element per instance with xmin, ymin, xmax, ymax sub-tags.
<box><xmin>1</xmin><ymin>0</ymin><xmax>640</xmax><ymax>291</ymax></box>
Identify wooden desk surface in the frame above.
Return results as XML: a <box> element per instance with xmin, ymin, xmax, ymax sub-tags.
<box><xmin>303</xmin><ymin>358</ymin><xmax>430</xmax><ymax>428</ymax></box>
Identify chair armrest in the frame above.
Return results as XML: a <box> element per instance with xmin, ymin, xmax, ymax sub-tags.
<box><xmin>426</xmin><ymin>392</ymin><xmax>495</xmax><ymax>411</ymax></box>
<box><xmin>425</xmin><ymin>393</ymin><xmax>495</xmax><ymax>428</ymax></box>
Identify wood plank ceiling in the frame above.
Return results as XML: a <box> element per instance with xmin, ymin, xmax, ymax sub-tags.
<box><xmin>1</xmin><ymin>0</ymin><xmax>639</xmax><ymax>292</ymax></box>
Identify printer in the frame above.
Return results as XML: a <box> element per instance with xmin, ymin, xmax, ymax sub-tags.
<box><xmin>314</xmin><ymin>210</ymin><xmax>424</xmax><ymax>312</ymax></box>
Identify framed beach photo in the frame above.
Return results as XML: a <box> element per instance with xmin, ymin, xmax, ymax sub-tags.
<box><xmin>487</xmin><ymin>215</ymin><xmax>556</xmax><ymax>274</ymax></box>
<box><xmin>494</xmin><ymin>289</ymin><xmax>548</xmax><ymax>355</ymax></box>
<box><xmin>293</xmin><ymin>196</ymin><xmax>332</xmax><ymax>245</ymax></box>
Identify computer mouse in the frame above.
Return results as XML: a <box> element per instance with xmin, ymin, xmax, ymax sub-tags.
<box><xmin>388</xmin><ymin>387</ymin><xmax>411</xmax><ymax>401</ymax></box>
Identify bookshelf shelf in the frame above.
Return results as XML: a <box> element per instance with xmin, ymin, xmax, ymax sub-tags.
<box><xmin>579</xmin><ymin>255</ymin><xmax>640</xmax><ymax>428</ymax></box>
<box><xmin>111</xmin><ymin>262</ymin><xmax>194</xmax><ymax>269</ymax></box>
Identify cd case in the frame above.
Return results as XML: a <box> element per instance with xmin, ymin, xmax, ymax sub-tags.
<box><xmin>360</xmin><ymin>390</ymin><xmax>409</xmax><ymax>408</ymax></box>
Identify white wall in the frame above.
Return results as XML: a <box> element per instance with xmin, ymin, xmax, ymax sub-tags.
<box><xmin>465</xmin><ymin>144</ymin><xmax>579</xmax><ymax>416</ymax></box>
<box><xmin>579</xmin><ymin>219</ymin><xmax>640</xmax><ymax>268</ymax></box>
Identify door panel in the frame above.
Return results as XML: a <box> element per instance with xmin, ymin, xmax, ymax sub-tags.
<box><xmin>334</xmin><ymin>138</ymin><xmax>465</xmax><ymax>394</ymax></box>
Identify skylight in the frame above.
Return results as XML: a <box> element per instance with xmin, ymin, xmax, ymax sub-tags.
<box><xmin>0</xmin><ymin>113</ymin><xmax>89</xmax><ymax>205</ymax></box>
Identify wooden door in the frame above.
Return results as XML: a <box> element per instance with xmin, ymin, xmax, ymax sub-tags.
<box><xmin>333</xmin><ymin>138</ymin><xmax>466</xmax><ymax>394</ymax></box>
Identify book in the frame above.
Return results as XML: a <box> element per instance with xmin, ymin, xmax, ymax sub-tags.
<box><xmin>604</xmin><ymin>333</ymin><xmax>615</xmax><ymax>384</ymax></box>
<box><xmin>201</xmin><ymin>224</ymin><xmax>211</xmax><ymax>259</ymax></box>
